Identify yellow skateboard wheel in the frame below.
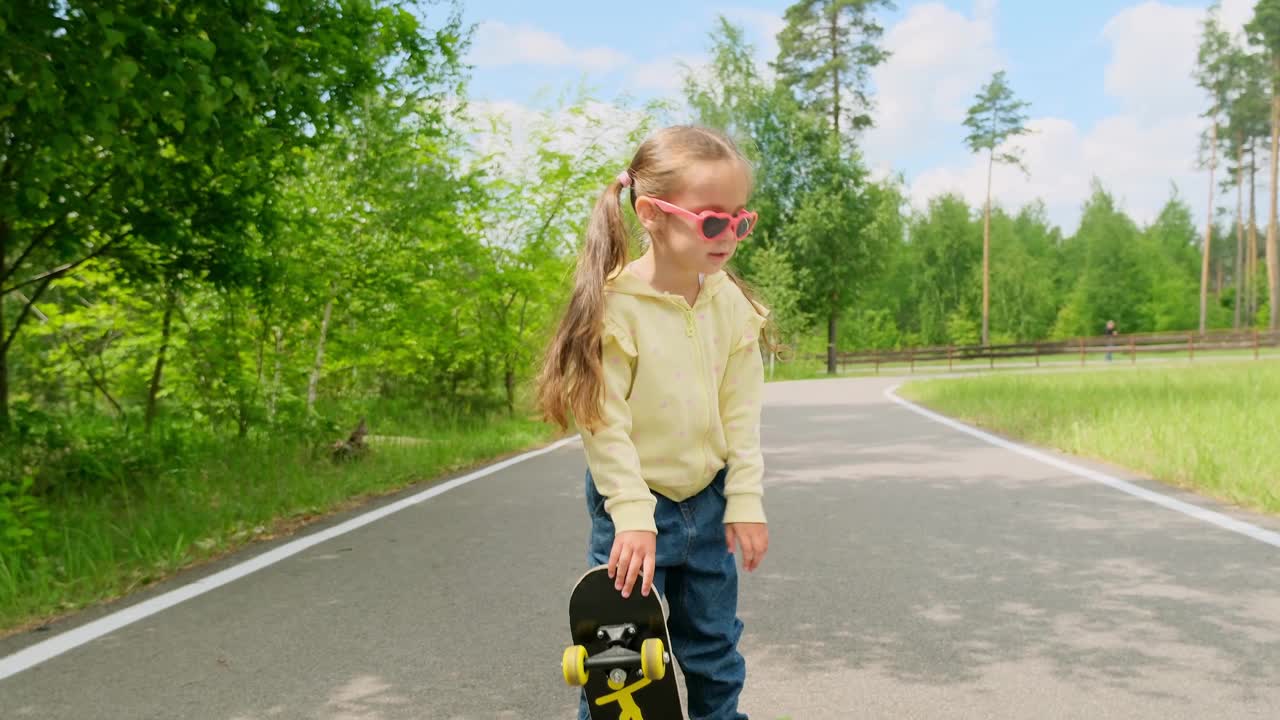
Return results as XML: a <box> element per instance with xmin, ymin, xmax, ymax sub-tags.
<box><xmin>562</xmin><ymin>645</ymin><xmax>588</xmax><ymax>686</ymax></box>
<box><xmin>640</xmin><ymin>638</ymin><xmax>666</xmax><ymax>681</ymax></box>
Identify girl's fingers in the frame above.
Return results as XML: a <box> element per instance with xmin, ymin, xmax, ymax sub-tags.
<box><xmin>622</xmin><ymin>552</ymin><xmax>643</xmax><ymax>598</ymax></box>
<box><xmin>608</xmin><ymin>540</ymin><xmax>622</xmax><ymax>579</ymax></box>
<box><xmin>641</xmin><ymin>552</ymin><xmax>656</xmax><ymax>597</ymax></box>
<box><xmin>752</xmin><ymin>530</ymin><xmax>769</xmax><ymax>571</ymax></box>
<box><xmin>614</xmin><ymin>546</ymin><xmax>633</xmax><ymax>589</ymax></box>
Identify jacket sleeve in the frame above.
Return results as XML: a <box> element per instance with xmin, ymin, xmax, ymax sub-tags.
<box><xmin>579</xmin><ymin>317</ymin><xmax>657</xmax><ymax>534</ymax></box>
<box><xmin>718</xmin><ymin>300</ymin><xmax>769</xmax><ymax>525</ymax></box>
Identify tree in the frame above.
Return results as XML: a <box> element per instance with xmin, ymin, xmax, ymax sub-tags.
<box><xmin>1221</xmin><ymin>40</ymin><xmax>1268</xmax><ymax>327</ymax></box>
<box><xmin>275</xmin><ymin>88</ymin><xmax>471</xmax><ymax>417</ymax></box>
<box><xmin>684</xmin><ymin>19</ymin><xmax>769</xmax><ymax>142</ymax></box>
<box><xmin>1142</xmin><ymin>192</ymin><xmax>1203</xmax><ymax>332</ymax></box>
<box><xmin>1241</xmin><ymin>45</ymin><xmax>1273</xmax><ymax>325</ymax></box>
<box><xmin>747</xmin><ymin>244</ymin><xmax>811</xmax><ymax>371</ymax></box>
<box><xmin>0</xmin><ymin>0</ymin><xmax>462</xmax><ymax>431</ymax></box>
<box><xmin>905</xmin><ymin>195</ymin><xmax>982</xmax><ymax>345</ymax></box>
<box><xmin>1246</xmin><ymin>0</ymin><xmax>1280</xmax><ymax>329</ymax></box>
<box><xmin>989</xmin><ymin>204</ymin><xmax>1060</xmax><ymax>342</ymax></box>
<box><xmin>963</xmin><ymin>70</ymin><xmax>1030</xmax><ymax>346</ymax></box>
<box><xmin>1222</xmin><ymin>46</ymin><xmax>1273</xmax><ymax>326</ymax></box>
<box><xmin>1052</xmin><ymin>182</ymin><xmax>1148</xmax><ymax>338</ymax></box>
<box><xmin>789</xmin><ymin>149</ymin><xmax>890</xmax><ymax>370</ymax></box>
<box><xmin>772</xmin><ymin>0</ymin><xmax>894</xmax><ymax>372</ymax></box>
<box><xmin>773</xmin><ymin>0</ymin><xmax>896</xmax><ymax>137</ymax></box>
<box><xmin>1196</xmin><ymin>6</ymin><xmax>1234</xmax><ymax>333</ymax></box>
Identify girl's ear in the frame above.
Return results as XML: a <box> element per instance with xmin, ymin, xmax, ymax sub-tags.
<box><xmin>634</xmin><ymin>196</ymin><xmax>663</xmax><ymax>237</ymax></box>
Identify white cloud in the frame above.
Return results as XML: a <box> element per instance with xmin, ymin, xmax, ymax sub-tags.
<box><xmin>1220</xmin><ymin>0</ymin><xmax>1255</xmax><ymax>38</ymax></box>
<box><xmin>1101</xmin><ymin>2</ymin><xmax>1204</xmax><ymax>122</ymax></box>
<box><xmin>900</xmin><ymin>0</ymin><xmax>1241</xmax><ymax>234</ymax></box>
<box><xmin>864</xmin><ymin>3</ymin><xmax>1001</xmax><ymax>163</ymax></box>
<box><xmin>628</xmin><ymin>54</ymin><xmax>709</xmax><ymax>94</ymax></box>
<box><xmin>469</xmin><ymin>22</ymin><xmax>629</xmax><ymax>72</ymax></box>
<box><xmin>468</xmin><ymin>19</ymin><xmax>712</xmax><ymax>99</ymax></box>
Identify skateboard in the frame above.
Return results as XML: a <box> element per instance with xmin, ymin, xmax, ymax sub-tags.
<box><xmin>562</xmin><ymin>565</ymin><xmax>682</xmax><ymax>720</ymax></box>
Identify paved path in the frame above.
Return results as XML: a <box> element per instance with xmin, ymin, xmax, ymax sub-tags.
<box><xmin>2</xmin><ymin>376</ymin><xmax>1278</xmax><ymax>719</ymax></box>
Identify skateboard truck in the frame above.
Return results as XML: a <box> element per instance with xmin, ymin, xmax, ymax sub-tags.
<box><xmin>562</xmin><ymin>623</ymin><xmax>670</xmax><ymax>686</ymax></box>
<box><xmin>582</xmin><ymin>624</ymin><xmax>669</xmax><ymax>672</ymax></box>
<box><xmin>597</xmin><ymin>623</ymin><xmax>637</xmax><ymax>645</ymax></box>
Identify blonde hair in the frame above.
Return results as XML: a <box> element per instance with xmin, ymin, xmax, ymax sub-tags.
<box><xmin>536</xmin><ymin>125</ymin><xmax>771</xmax><ymax>432</ymax></box>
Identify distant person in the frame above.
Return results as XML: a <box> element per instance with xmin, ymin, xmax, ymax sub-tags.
<box><xmin>537</xmin><ymin>125</ymin><xmax>770</xmax><ymax>720</ymax></box>
<box><xmin>1105</xmin><ymin>319</ymin><xmax>1117</xmax><ymax>361</ymax></box>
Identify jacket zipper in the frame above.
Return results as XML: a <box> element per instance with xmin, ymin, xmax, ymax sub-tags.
<box><xmin>683</xmin><ymin>304</ymin><xmax>715</xmax><ymax>476</ymax></box>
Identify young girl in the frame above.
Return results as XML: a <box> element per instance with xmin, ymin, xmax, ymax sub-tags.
<box><xmin>538</xmin><ymin>125</ymin><xmax>770</xmax><ymax>720</ymax></box>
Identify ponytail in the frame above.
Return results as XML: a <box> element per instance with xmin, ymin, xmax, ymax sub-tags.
<box><xmin>537</xmin><ymin>175</ymin><xmax>632</xmax><ymax>431</ymax></box>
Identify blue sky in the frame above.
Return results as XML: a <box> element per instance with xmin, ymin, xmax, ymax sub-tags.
<box><xmin>455</xmin><ymin>0</ymin><xmax>1254</xmax><ymax>233</ymax></box>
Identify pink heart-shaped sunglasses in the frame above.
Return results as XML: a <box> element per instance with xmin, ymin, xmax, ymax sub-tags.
<box><xmin>647</xmin><ymin>198</ymin><xmax>758</xmax><ymax>242</ymax></box>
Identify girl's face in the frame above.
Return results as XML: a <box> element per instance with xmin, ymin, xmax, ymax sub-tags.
<box><xmin>637</xmin><ymin>159</ymin><xmax>753</xmax><ymax>277</ymax></box>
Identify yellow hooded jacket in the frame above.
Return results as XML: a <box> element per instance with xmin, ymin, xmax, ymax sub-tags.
<box><xmin>580</xmin><ymin>265</ymin><xmax>769</xmax><ymax>534</ymax></box>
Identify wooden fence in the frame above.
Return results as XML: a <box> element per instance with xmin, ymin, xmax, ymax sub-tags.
<box><xmin>819</xmin><ymin>328</ymin><xmax>1280</xmax><ymax>375</ymax></box>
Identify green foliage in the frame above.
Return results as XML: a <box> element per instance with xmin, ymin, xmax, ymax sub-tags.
<box><xmin>0</xmin><ymin>475</ymin><xmax>50</xmax><ymax>567</ymax></box>
<box><xmin>0</xmin><ymin>0</ymin><xmax>468</xmax><ymax>427</ymax></box>
<box><xmin>904</xmin><ymin>194</ymin><xmax>982</xmax><ymax>344</ymax></box>
<box><xmin>1141</xmin><ymin>193</ymin><xmax>1203</xmax><ymax>331</ymax></box>
<box><xmin>839</xmin><ymin>308</ymin><xmax>900</xmax><ymax>349</ymax></box>
<box><xmin>746</xmin><ymin>244</ymin><xmax>812</xmax><ymax>351</ymax></box>
<box><xmin>1247</xmin><ymin>0</ymin><xmax>1280</xmax><ymax>56</ymax></box>
<box><xmin>988</xmin><ymin>204</ymin><xmax>1060</xmax><ymax>341</ymax></box>
<box><xmin>773</xmin><ymin>0</ymin><xmax>896</xmax><ymax>134</ymax></box>
<box><xmin>791</xmin><ymin>163</ymin><xmax>881</xmax><ymax>311</ymax></box>
<box><xmin>1056</xmin><ymin>182</ymin><xmax>1149</xmax><ymax>335</ymax></box>
<box><xmin>1197</xmin><ymin>5</ymin><xmax>1238</xmax><ymax>119</ymax></box>
<box><xmin>945</xmin><ymin>311</ymin><xmax>981</xmax><ymax>347</ymax></box>
<box><xmin>963</xmin><ymin>70</ymin><xmax>1031</xmax><ymax>171</ymax></box>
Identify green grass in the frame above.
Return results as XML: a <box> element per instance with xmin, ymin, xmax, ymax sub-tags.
<box><xmin>765</xmin><ymin>355</ymin><xmax>829</xmax><ymax>382</ymax></box>
<box><xmin>898</xmin><ymin>361</ymin><xmax>1280</xmax><ymax>515</ymax></box>
<box><xmin>0</xmin><ymin>411</ymin><xmax>559</xmax><ymax>635</ymax></box>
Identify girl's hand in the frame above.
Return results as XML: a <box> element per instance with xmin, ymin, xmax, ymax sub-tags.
<box><xmin>608</xmin><ymin>531</ymin><xmax>657</xmax><ymax>598</ymax></box>
<box><xmin>726</xmin><ymin>523</ymin><xmax>769</xmax><ymax>572</ymax></box>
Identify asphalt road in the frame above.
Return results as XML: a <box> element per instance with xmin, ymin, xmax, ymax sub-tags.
<box><xmin>2</xmin><ymin>375</ymin><xmax>1278</xmax><ymax>719</ymax></box>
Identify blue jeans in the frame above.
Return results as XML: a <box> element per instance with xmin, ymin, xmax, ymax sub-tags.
<box><xmin>579</xmin><ymin>467</ymin><xmax>748</xmax><ymax>720</ymax></box>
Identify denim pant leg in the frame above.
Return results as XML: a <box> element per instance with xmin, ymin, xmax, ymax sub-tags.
<box><xmin>667</xmin><ymin>468</ymin><xmax>748</xmax><ymax>720</ymax></box>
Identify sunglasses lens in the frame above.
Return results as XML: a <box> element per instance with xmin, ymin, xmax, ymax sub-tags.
<box><xmin>735</xmin><ymin>216</ymin><xmax>754</xmax><ymax>238</ymax></box>
<box><xmin>702</xmin><ymin>216</ymin><xmax>730</xmax><ymax>240</ymax></box>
